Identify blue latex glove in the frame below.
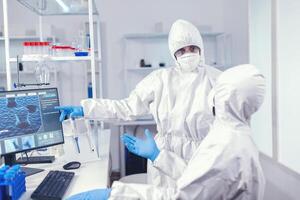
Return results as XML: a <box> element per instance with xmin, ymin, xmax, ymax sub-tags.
<box><xmin>66</xmin><ymin>188</ymin><xmax>111</xmax><ymax>200</ymax></box>
<box><xmin>121</xmin><ymin>129</ymin><xmax>160</xmax><ymax>162</ymax></box>
<box><xmin>55</xmin><ymin>106</ymin><xmax>84</xmax><ymax>122</ymax></box>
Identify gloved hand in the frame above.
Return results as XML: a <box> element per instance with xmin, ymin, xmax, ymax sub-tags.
<box><xmin>66</xmin><ymin>188</ymin><xmax>112</xmax><ymax>200</ymax></box>
<box><xmin>121</xmin><ymin>129</ymin><xmax>160</xmax><ymax>162</ymax></box>
<box><xmin>55</xmin><ymin>106</ymin><xmax>84</xmax><ymax>122</ymax></box>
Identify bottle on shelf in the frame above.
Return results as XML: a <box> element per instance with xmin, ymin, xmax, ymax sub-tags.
<box><xmin>35</xmin><ymin>61</ymin><xmax>50</xmax><ymax>84</ymax></box>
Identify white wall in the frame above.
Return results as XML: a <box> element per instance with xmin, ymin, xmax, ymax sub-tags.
<box><xmin>277</xmin><ymin>0</ymin><xmax>300</xmax><ymax>173</ymax></box>
<box><xmin>249</xmin><ymin>0</ymin><xmax>273</xmax><ymax>156</ymax></box>
<box><xmin>223</xmin><ymin>0</ymin><xmax>249</xmax><ymax>66</ymax></box>
<box><xmin>96</xmin><ymin>0</ymin><xmax>226</xmax><ymax>99</ymax></box>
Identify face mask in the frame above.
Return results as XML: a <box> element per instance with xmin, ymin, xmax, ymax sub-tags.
<box><xmin>176</xmin><ymin>53</ymin><xmax>201</xmax><ymax>72</ymax></box>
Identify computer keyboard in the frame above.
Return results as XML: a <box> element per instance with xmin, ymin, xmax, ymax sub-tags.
<box><xmin>31</xmin><ymin>170</ymin><xmax>75</xmax><ymax>200</ymax></box>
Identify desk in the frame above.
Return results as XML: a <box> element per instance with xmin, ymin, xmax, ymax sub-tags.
<box><xmin>20</xmin><ymin>129</ymin><xmax>111</xmax><ymax>200</ymax></box>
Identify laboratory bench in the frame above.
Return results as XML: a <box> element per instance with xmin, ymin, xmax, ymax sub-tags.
<box><xmin>19</xmin><ymin>129</ymin><xmax>111</xmax><ymax>200</ymax></box>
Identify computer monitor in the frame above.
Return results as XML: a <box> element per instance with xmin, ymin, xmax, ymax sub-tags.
<box><xmin>0</xmin><ymin>88</ymin><xmax>64</xmax><ymax>165</ymax></box>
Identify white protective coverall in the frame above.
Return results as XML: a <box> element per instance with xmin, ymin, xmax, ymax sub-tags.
<box><xmin>81</xmin><ymin>19</ymin><xmax>220</xmax><ymax>187</ymax></box>
<box><xmin>109</xmin><ymin>64</ymin><xmax>266</xmax><ymax>200</ymax></box>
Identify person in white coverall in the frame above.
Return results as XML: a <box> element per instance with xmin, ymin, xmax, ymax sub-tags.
<box><xmin>56</xmin><ymin>19</ymin><xmax>220</xmax><ymax>187</ymax></box>
<box><xmin>66</xmin><ymin>64</ymin><xmax>266</xmax><ymax>200</ymax></box>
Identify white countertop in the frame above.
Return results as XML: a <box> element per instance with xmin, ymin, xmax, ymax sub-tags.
<box><xmin>20</xmin><ymin>129</ymin><xmax>111</xmax><ymax>199</ymax></box>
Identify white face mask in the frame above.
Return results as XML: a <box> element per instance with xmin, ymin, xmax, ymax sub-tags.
<box><xmin>176</xmin><ymin>53</ymin><xmax>202</xmax><ymax>72</ymax></box>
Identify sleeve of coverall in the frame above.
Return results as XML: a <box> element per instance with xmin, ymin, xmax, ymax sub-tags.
<box><xmin>152</xmin><ymin>149</ymin><xmax>187</xmax><ymax>181</ymax></box>
<box><xmin>80</xmin><ymin>70</ymin><xmax>160</xmax><ymax>120</ymax></box>
<box><xmin>109</xmin><ymin>181</ymin><xmax>175</xmax><ymax>200</ymax></box>
<box><xmin>109</xmin><ymin>143</ymin><xmax>233</xmax><ymax>200</ymax></box>
<box><xmin>173</xmin><ymin>139</ymin><xmax>236</xmax><ymax>200</ymax></box>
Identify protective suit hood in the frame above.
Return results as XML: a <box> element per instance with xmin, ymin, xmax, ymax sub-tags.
<box><xmin>168</xmin><ymin>19</ymin><xmax>205</xmax><ymax>69</ymax></box>
<box><xmin>209</xmin><ymin>64</ymin><xmax>265</xmax><ymax>127</ymax></box>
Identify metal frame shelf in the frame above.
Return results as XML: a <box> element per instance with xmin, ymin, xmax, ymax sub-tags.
<box><xmin>2</xmin><ymin>0</ymin><xmax>103</xmax><ymax>99</ymax></box>
<box><xmin>16</xmin><ymin>0</ymin><xmax>98</xmax><ymax>16</ymax></box>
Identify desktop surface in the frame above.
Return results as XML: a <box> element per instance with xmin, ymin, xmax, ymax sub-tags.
<box><xmin>19</xmin><ymin>129</ymin><xmax>111</xmax><ymax>200</ymax></box>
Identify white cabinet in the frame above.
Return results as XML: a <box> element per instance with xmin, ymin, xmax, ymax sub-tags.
<box><xmin>122</xmin><ymin>32</ymin><xmax>232</xmax><ymax>96</ymax></box>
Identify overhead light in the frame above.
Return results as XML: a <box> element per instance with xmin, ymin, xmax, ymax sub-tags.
<box><xmin>55</xmin><ymin>0</ymin><xmax>70</xmax><ymax>12</ymax></box>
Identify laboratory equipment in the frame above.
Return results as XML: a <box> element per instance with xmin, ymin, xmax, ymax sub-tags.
<box><xmin>52</xmin><ymin>45</ymin><xmax>76</xmax><ymax>56</ymax></box>
<box><xmin>23</xmin><ymin>41</ymin><xmax>51</xmax><ymax>56</ymax></box>
<box><xmin>0</xmin><ymin>88</ymin><xmax>64</xmax><ymax>176</ymax></box>
<box><xmin>140</xmin><ymin>59</ymin><xmax>145</xmax><ymax>67</ymax></box>
<box><xmin>55</xmin><ymin>106</ymin><xmax>97</xmax><ymax>156</ymax></box>
<box><xmin>70</xmin><ymin>119</ymin><xmax>80</xmax><ymax>153</ymax></box>
<box><xmin>0</xmin><ymin>165</ymin><xmax>26</xmax><ymax>200</ymax></box>
<box><xmin>159</xmin><ymin>62</ymin><xmax>165</xmax><ymax>67</ymax></box>
<box><xmin>87</xmin><ymin>82</ymin><xmax>93</xmax><ymax>98</ymax></box>
<box><xmin>14</xmin><ymin>56</ymin><xmax>50</xmax><ymax>89</ymax></box>
<box><xmin>84</xmin><ymin>119</ymin><xmax>97</xmax><ymax>156</ymax></box>
<box><xmin>74</xmin><ymin>51</ymin><xmax>89</xmax><ymax>56</ymax></box>
<box><xmin>59</xmin><ymin>118</ymin><xmax>97</xmax><ymax>156</ymax></box>
<box><xmin>139</xmin><ymin>59</ymin><xmax>152</xmax><ymax>68</ymax></box>
<box><xmin>31</xmin><ymin>170</ymin><xmax>74</xmax><ymax>200</ymax></box>
<box><xmin>35</xmin><ymin>61</ymin><xmax>50</xmax><ymax>84</ymax></box>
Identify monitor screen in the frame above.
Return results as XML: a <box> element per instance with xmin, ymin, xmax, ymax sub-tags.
<box><xmin>0</xmin><ymin>88</ymin><xmax>64</xmax><ymax>155</ymax></box>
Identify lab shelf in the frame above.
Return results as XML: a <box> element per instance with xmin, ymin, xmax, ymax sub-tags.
<box><xmin>0</xmin><ymin>36</ymin><xmax>39</xmax><ymax>41</ymax></box>
<box><xmin>123</xmin><ymin>31</ymin><xmax>231</xmax><ymax>96</ymax></box>
<box><xmin>123</xmin><ymin>32</ymin><xmax>224</xmax><ymax>40</ymax></box>
<box><xmin>124</xmin><ymin>33</ymin><xmax>168</xmax><ymax>39</ymax></box>
<box><xmin>2</xmin><ymin>0</ymin><xmax>102</xmax><ymax>98</ymax></box>
<box><xmin>87</xmin><ymin>71</ymin><xmax>99</xmax><ymax>74</ymax></box>
<box><xmin>126</xmin><ymin>67</ymin><xmax>161</xmax><ymax>71</ymax></box>
<box><xmin>0</xmin><ymin>71</ymin><xmax>35</xmax><ymax>75</ymax></box>
<box><xmin>17</xmin><ymin>0</ymin><xmax>98</xmax><ymax>16</ymax></box>
<box><xmin>0</xmin><ymin>70</ymin><xmax>58</xmax><ymax>75</ymax></box>
<box><xmin>9</xmin><ymin>56</ymin><xmax>100</xmax><ymax>62</ymax></box>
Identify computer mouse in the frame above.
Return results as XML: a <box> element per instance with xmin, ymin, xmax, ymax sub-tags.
<box><xmin>63</xmin><ymin>161</ymin><xmax>81</xmax><ymax>170</ymax></box>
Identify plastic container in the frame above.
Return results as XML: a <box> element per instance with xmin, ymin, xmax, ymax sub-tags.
<box><xmin>88</xmin><ymin>82</ymin><xmax>93</xmax><ymax>98</ymax></box>
<box><xmin>0</xmin><ymin>165</ymin><xmax>26</xmax><ymax>200</ymax></box>
<box><xmin>23</xmin><ymin>41</ymin><xmax>52</xmax><ymax>56</ymax></box>
<box><xmin>43</xmin><ymin>42</ymin><xmax>50</xmax><ymax>55</ymax></box>
<box><xmin>22</xmin><ymin>42</ymin><xmax>29</xmax><ymax>55</ymax></box>
<box><xmin>74</xmin><ymin>51</ymin><xmax>89</xmax><ymax>56</ymax></box>
<box><xmin>52</xmin><ymin>45</ymin><xmax>75</xmax><ymax>56</ymax></box>
<box><xmin>33</xmin><ymin>42</ymin><xmax>38</xmax><ymax>55</ymax></box>
<box><xmin>35</xmin><ymin>61</ymin><xmax>50</xmax><ymax>83</ymax></box>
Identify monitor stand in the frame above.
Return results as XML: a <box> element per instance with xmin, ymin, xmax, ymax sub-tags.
<box><xmin>16</xmin><ymin>155</ymin><xmax>55</xmax><ymax>164</ymax></box>
<box><xmin>3</xmin><ymin>154</ymin><xmax>46</xmax><ymax>176</ymax></box>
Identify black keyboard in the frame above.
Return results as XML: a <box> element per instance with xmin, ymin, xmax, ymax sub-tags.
<box><xmin>31</xmin><ymin>170</ymin><xmax>75</xmax><ymax>200</ymax></box>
